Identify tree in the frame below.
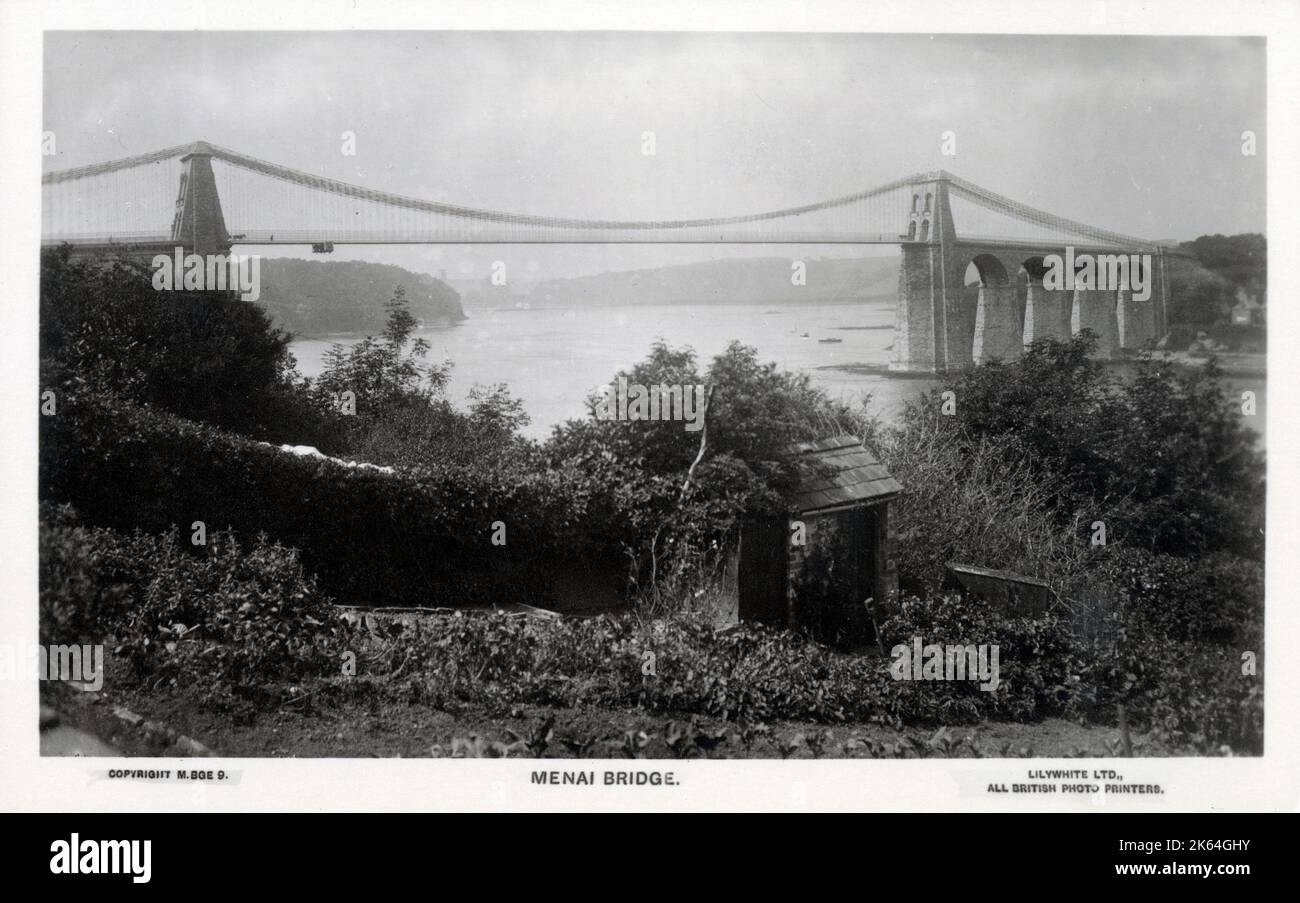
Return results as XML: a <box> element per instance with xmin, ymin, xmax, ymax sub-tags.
<box><xmin>1167</xmin><ymin>234</ymin><xmax>1267</xmax><ymax>330</ymax></box>
<box><xmin>1181</xmin><ymin>233</ymin><xmax>1266</xmax><ymax>299</ymax></box>
<box><xmin>39</xmin><ymin>246</ymin><xmax>314</xmax><ymax>442</ymax></box>
<box><xmin>930</xmin><ymin>334</ymin><xmax>1264</xmax><ymax>559</ymax></box>
<box><xmin>313</xmin><ymin>285</ymin><xmax>449</xmax><ymax>424</ymax></box>
<box><xmin>543</xmin><ymin>341</ymin><xmax>878</xmax><ymax>609</ymax></box>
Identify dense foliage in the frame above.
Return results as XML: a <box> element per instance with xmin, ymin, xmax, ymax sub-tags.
<box><xmin>311</xmin><ymin>287</ymin><xmax>447</xmax><ymax>423</ymax></box>
<box><xmin>1167</xmin><ymin>233</ymin><xmax>1265</xmax><ymax>331</ymax></box>
<box><xmin>40</xmin><ymin>248</ymin><xmax>324</xmax><ymax>443</ymax></box>
<box><xmin>919</xmin><ymin>334</ymin><xmax>1264</xmax><ymax>559</ymax></box>
<box><xmin>879</xmin><ymin>414</ymin><xmax>1090</xmax><ymax>595</ymax></box>
<box><xmin>542</xmin><ymin>340</ymin><xmax>875</xmax><ymax>608</ymax></box>
<box><xmin>40</xmin><ymin>506</ymin><xmax>1261</xmax><ymax>752</ymax></box>
<box><xmin>39</xmin><ymin>383</ymin><xmax>599</xmax><ymax>609</ymax></box>
<box><xmin>40</xmin><ymin>505</ymin><xmax>350</xmax><ymax>709</ymax></box>
<box><xmin>1179</xmin><ymin>234</ymin><xmax>1266</xmax><ymax>306</ymax></box>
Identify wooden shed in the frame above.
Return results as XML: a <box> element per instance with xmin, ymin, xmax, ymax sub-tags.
<box><xmin>723</xmin><ymin>436</ymin><xmax>901</xmax><ymax>645</ymax></box>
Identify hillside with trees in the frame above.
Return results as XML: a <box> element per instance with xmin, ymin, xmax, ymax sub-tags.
<box><xmin>256</xmin><ymin>258</ymin><xmax>467</xmax><ymax>336</ymax></box>
<box><xmin>1153</xmin><ymin>233</ymin><xmax>1265</xmax><ymax>353</ymax></box>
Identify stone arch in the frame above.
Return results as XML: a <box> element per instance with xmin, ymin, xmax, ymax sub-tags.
<box><xmin>919</xmin><ymin>218</ymin><xmax>930</xmax><ymax>241</ymax></box>
<box><xmin>967</xmin><ymin>253</ymin><xmax>1019</xmax><ymax>364</ymax></box>
<box><xmin>906</xmin><ymin>218</ymin><xmax>917</xmax><ymax>240</ymax></box>
<box><xmin>963</xmin><ymin>253</ymin><xmax>1009</xmax><ymax>287</ymax></box>
<box><xmin>1019</xmin><ymin>256</ymin><xmax>1048</xmax><ymax>285</ymax></box>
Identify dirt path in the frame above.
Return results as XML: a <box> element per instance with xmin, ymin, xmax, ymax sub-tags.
<box><xmin>53</xmin><ymin>687</ymin><xmax>1190</xmax><ymax>759</ymax></box>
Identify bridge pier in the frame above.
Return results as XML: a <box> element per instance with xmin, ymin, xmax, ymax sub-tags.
<box><xmin>945</xmin><ymin>281</ymin><xmax>978</xmax><ymax>371</ymax></box>
<box><xmin>1152</xmin><ymin>250</ymin><xmax>1170</xmax><ymax>342</ymax></box>
<box><xmin>891</xmin><ymin>176</ymin><xmax>968</xmax><ymax>373</ymax></box>
<box><xmin>1116</xmin><ymin>288</ymin><xmax>1153</xmax><ymax>349</ymax></box>
<box><xmin>972</xmin><ymin>284</ymin><xmax>1023</xmax><ymax>364</ymax></box>
<box><xmin>1072</xmin><ymin>288</ymin><xmax>1119</xmax><ymax>358</ymax></box>
<box><xmin>1022</xmin><ymin>283</ymin><xmax>1073</xmax><ymax>347</ymax></box>
<box><xmin>891</xmin><ymin>244</ymin><xmax>941</xmax><ymax>372</ymax></box>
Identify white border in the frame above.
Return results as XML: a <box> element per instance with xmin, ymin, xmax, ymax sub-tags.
<box><xmin>2</xmin><ymin>0</ymin><xmax>1297</xmax><ymax>812</ymax></box>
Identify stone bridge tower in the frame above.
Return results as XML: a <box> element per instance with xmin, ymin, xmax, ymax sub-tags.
<box><xmin>169</xmin><ymin>141</ymin><xmax>231</xmax><ymax>258</ymax></box>
<box><xmin>890</xmin><ymin>175</ymin><xmax>959</xmax><ymax>373</ymax></box>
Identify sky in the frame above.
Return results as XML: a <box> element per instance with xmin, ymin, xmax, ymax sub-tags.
<box><xmin>42</xmin><ymin>31</ymin><xmax>1266</xmax><ymax>282</ymax></box>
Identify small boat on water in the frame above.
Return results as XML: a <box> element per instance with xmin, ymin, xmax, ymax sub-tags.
<box><xmin>818</xmin><ymin>337</ymin><xmax>843</xmax><ymax>344</ymax></box>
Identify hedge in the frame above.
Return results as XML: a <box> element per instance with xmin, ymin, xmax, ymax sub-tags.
<box><xmin>40</xmin><ymin>390</ymin><xmax>613</xmax><ymax>608</ymax></box>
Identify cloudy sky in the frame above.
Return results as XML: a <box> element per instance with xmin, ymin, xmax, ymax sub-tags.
<box><xmin>43</xmin><ymin>31</ymin><xmax>1265</xmax><ymax>280</ymax></box>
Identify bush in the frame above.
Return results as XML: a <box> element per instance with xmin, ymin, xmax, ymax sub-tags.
<box><xmin>1096</xmin><ymin>547</ymin><xmax>1263</xmax><ymax>647</ymax></box>
<box><xmin>931</xmin><ymin>335</ymin><xmax>1265</xmax><ymax>559</ymax></box>
<box><xmin>351</xmin><ymin>389</ymin><xmax>539</xmax><ymax>473</ymax></box>
<box><xmin>40</xmin><ymin>504</ymin><xmax>148</xmax><ymax>647</ymax></box>
<box><xmin>342</xmin><ymin>601</ymin><xmax>1083</xmax><ymax>728</ymax></box>
<box><xmin>877</xmin><ymin>593</ymin><xmax>1083</xmax><ymax>723</ymax></box>
<box><xmin>40</xmin><ymin>505</ymin><xmax>350</xmax><ymax>708</ymax></box>
<box><xmin>1141</xmin><ymin>644</ymin><xmax>1263</xmax><ymax>754</ymax></box>
<box><xmin>881</xmin><ymin>403</ymin><xmax>1091</xmax><ymax>594</ymax></box>
<box><xmin>1068</xmin><ymin>625</ymin><xmax>1263</xmax><ymax>755</ymax></box>
<box><xmin>1058</xmin><ymin>546</ymin><xmax>1264</xmax><ymax>753</ymax></box>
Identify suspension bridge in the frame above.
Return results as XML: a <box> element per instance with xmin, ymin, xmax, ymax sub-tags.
<box><xmin>41</xmin><ymin>140</ymin><xmax>1171</xmax><ymax>372</ymax></box>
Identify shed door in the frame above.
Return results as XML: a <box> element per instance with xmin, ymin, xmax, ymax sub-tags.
<box><xmin>739</xmin><ymin>517</ymin><xmax>788</xmax><ymax>626</ymax></box>
<box><xmin>851</xmin><ymin>506</ymin><xmax>881</xmax><ymax>604</ymax></box>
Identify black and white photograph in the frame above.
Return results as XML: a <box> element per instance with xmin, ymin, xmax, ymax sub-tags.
<box><xmin>28</xmin><ymin>25</ymin><xmax>1271</xmax><ymax>762</ymax></box>
<box><xmin>2</xmin><ymin>0</ymin><xmax>1296</xmax><ymax>822</ymax></box>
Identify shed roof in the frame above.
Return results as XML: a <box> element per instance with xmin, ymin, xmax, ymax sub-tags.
<box><xmin>784</xmin><ymin>435</ymin><xmax>902</xmax><ymax>513</ymax></box>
